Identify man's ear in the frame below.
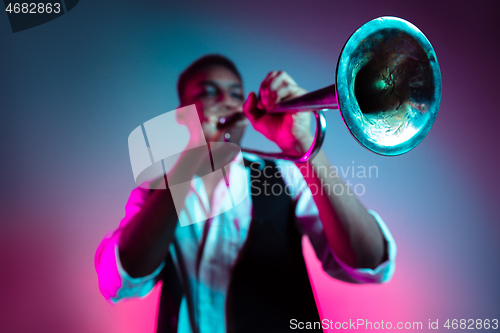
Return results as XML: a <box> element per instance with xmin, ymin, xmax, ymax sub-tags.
<box><xmin>176</xmin><ymin>104</ymin><xmax>186</xmax><ymax>124</ymax></box>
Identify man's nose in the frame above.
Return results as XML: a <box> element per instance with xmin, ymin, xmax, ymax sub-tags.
<box><xmin>218</xmin><ymin>92</ymin><xmax>242</xmax><ymax>110</ymax></box>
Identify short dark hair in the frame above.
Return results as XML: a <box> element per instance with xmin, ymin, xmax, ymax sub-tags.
<box><xmin>177</xmin><ymin>54</ymin><xmax>242</xmax><ymax>103</ymax></box>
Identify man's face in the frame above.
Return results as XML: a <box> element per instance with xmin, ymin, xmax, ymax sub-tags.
<box><xmin>181</xmin><ymin>65</ymin><xmax>247</xmax><ymax>143</ymax></box>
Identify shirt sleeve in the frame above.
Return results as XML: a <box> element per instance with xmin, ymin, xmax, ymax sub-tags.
<box><xmin>276</xmin><ymin>160</ymin><xmax>397</xmax><ymax>284</ymax></box>
<box><xmin>94</xmin><ymin>186</ymin><xmax>166</xmax><ymax>304</ymax></box>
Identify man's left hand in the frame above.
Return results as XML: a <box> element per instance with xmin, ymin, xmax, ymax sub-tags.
<box><xmin>242</xmin><ymin>70</ymin><xmax>313</xmax><ymax>157</ymax></box>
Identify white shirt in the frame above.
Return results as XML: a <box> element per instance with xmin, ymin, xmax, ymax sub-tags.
<box><xmin>95</xmin><ymin>153</ymin><xmax>397</xmax><ymax>333</ymax></box>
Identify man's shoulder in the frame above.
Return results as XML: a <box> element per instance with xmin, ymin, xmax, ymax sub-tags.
<box><xmin>132</xmin><ymin>176</ymin><xmax>166</xmax><ymax>195</ymax></box>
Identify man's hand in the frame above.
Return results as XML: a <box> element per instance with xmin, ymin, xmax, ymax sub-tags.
<box><xmin>243</xmin><ymin>71</ymin><xmax>313</xmax><ymax>157</ymax></box>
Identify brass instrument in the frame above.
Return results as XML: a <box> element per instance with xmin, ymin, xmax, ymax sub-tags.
<box><xmin>218</xmin><ymin>16</ymin><xmax>442</xmax><ymax>162</ymax></box>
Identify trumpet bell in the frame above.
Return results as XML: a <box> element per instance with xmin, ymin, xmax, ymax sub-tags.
<box><xmin>336</xmin><ymin>16</ymin><xmax>442</xmax><ymax>156</ymax></box>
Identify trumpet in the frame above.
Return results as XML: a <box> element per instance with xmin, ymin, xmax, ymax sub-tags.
<box><xmin>218</xmin><ymin>16</ymin><xmax>442</xmax><ymax>162</ymax></box>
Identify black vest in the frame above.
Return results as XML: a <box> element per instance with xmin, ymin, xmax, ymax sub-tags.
<box><xmin>157</xmin><ymin>159</ymin><xmax>321</xmax><ymax>333</ymax></box>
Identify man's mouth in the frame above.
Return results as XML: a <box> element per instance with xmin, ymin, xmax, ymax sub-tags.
<box><xmin>217</xmin><ymin>113</ymin><xmax>247</xmax><ymax>130</ymax></box>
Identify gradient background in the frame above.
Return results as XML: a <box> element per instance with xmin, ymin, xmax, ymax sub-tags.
<box><xmin>0</xmin><ymin>0</ymin><xmax>499</xmax><ymax>332</ymax></box>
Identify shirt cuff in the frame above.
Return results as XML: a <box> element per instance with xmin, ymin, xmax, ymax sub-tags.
<box><xmin>110</xmin><ymin>242</ymin><xmax>166</xmax><ymax>303</ymax></box>
<box><xmin>330</xmin><ymin>209</ymin><xmax>397</xmax><ymax>283</ymax></box>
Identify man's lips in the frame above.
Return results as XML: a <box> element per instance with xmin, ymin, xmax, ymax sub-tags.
<box><xmin>217</xmin><ymin>113</ymin><xmax>248</xmax><ymax>130</ymax></box>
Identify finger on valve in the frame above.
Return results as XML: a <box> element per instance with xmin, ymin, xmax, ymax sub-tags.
<box><xmin>243</xmin><ymin>92</ymin><xmax>264</xmax><ymax>123</ymax></box>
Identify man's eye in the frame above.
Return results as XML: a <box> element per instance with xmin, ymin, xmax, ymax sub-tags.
<box><xmin>198</xmin><ymin>87</ymin><xmax>218</xmax><ymax>98</ymax></box>
<box><xmin>231</xmin><ymin>92</ymin><xmax>244</xmax><ymax>101</ymax></box>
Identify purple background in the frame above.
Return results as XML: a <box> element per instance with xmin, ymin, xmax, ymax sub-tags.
<box><xmin>0</xmin><ymin>0</ymin><xmax>499</xmax><ymax>332</ymax></box>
